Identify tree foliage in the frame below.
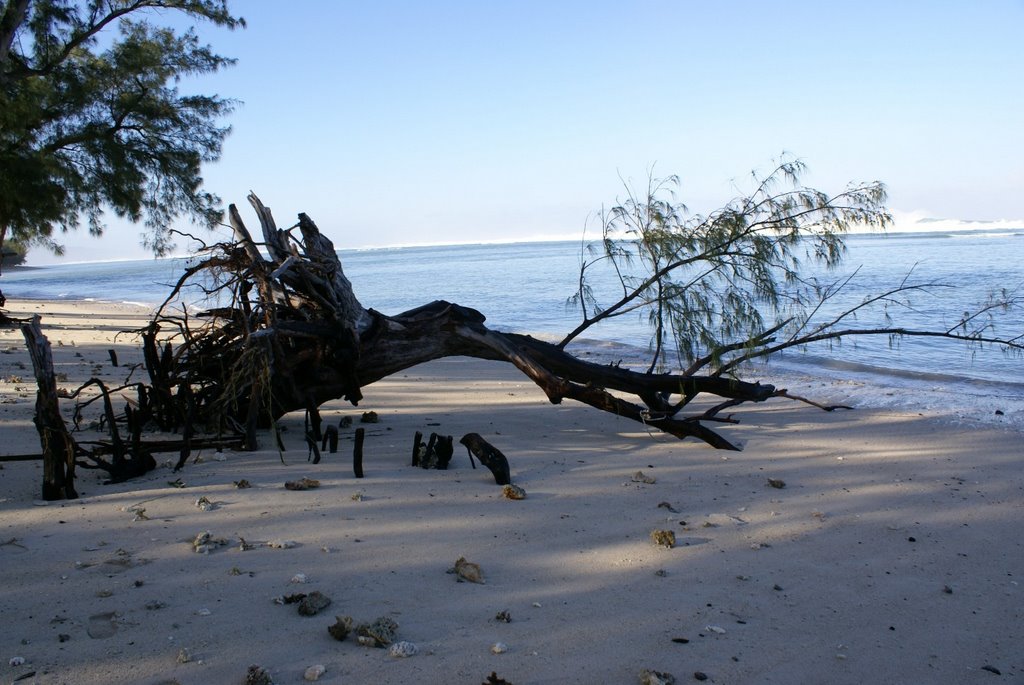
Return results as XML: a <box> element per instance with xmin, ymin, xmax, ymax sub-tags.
<box><xmin>0</xmin><ymin>0</ymin><xmax>243</xmax><ymax>262</ymax></box>
<box><xmin>559</xmin><ymin>159</ymin><xmax>1022</xmax><ymax>425</ymax></box>
<box><xmin>565</xmin><ymin>159</ymin><xmax>897</xmax><ymax>375</ymax></box>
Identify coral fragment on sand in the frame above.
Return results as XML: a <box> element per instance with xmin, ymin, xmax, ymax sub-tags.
<box><xmin>245</xmin><ymin>665</ymin><xmax>274</xmax><ymax>685</ymax></box>
<box><xmin>632</xmin><ymin>471</ymin><xmax>657</xmax><ymax>484</ymax></box>
<box><xmin>328</xmin><ymin>615</ymin><xmax>354</xmax><ymax>641</ymax></box>
<box><xmin>192</xmin><ymin>530</ymin><xmax>228</xmax><ymax>554</ymax></box>
<box><xmin>451</xmin><ymin>556</ymin><xmax>485</xmax><ymax>584</ymax></box>
<box><xmin>650</xmin><ymin>529</ymin><xmax>676</xmax><ymax>548</ymax></box>
<box><xmin>297</xmin><ymin>591</ymin><xmax>332</xmax><ymax>616</ymax></box>
<box><xmin>638</xmin><ymin>669</ymin><xmax>676</xmax><ymax>685</ymax></box>
<box><xmin>388</xmin><ymin>641</ymin><xmax>418</xmax><ymax>658</ymax></box>
<box><xmin>502</xmin><ymin>484</ymin><xmax>527</xmax><ymax>500</ymax></box>
<box><xmin>356</xmin><ymin>616</ymin><xmax>399</xmax><ymax>647</ymax></box>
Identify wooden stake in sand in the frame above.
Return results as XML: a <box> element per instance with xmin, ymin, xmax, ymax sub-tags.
<box><xmin>353</xmin><ymin>427</ymin><xmax>365</xmax><ymax>478</ymax></box>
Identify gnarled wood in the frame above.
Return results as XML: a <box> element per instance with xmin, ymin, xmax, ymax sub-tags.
<box><xmin>139</xmin><ymin>196</ymin><xmax>790</xmax><ymax>454</ymax></box>
<box><xmin>20</xmin><ymin>315</ymin><xmax>78</xmax><ymax>500</ymax></box>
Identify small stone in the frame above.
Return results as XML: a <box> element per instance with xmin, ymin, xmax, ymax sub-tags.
<box><xmin>452</xmin><ymin>556</ymin><xmax>485</xmax><ymax>584</ymax></box>
<box><xmin>9</xmin><ymin>656</ymin><xmax>25</xmax><ymax>666</ymax></box>
<box><xmin>196</xmin><ymin>608</ymin><xmax>211</xmax><ymax>616</ymax></box>
<box><xmin>693</xmin><ymin>672</ymin><xmax>709</xmax><ymax>682</ymax></box>
<box><xmin>194</xmin><ymin>496</ymin><xmax>215</xmax><ymax>511</ymax></box>
<box><xmin>639</xmin><ymin>668</ymin><xmax>676</xmax><ymax>685</ymax></box>
<box><xmin>297</xmin><ymin>591</ymin><xmax>331</xmax><ymax>616</ymax></box>
<box><xmin>176</xmin><ymin>648</ymin><xmax>192</xmax><ymax>664</ymax></box>
<box><xmin>502</xmin><ymin>484</ymin><xmax>527</xmax><ymax>500</ymax></box>
<box><xmin>192</xmin><ymin>530</ymin><xmax>228</xmax><ymax>554</ymax></box>
<box><xmin>705</xmin><ymin>625</ymin><xmax>726</xmax><ymax>634</ymax></box>
<box><xmin>491</xmin><ymin>642</ymin><xmax>508</xmax><ymax>654</ymax></box>
<box><xmin>267</xmin><ymin>539</ymin><xmax>297</xmax><ymax>549</ymax></box>
<box><xmin>942</xmin><ymin>585</ymin><xmax>954</xmax><ymax>594</ymax></box>
<box><xmin>650</xmin><ymin>529</ymin><xmax>676</xmax><ymax>548</ymax></box>
<box><xmin>328</xmin><ymin>616</ymin><xmax>353</xmax><ymax>641</ymax></box>
<box><xmin>632</xmin><ymin>471</ymin><xmax>657</xmax><ymax>484</ymax></box>
<box><xmin>767</xmin><ymin>478</ymin><xmax>786</xmax><ymax>489</ymax></box>
<box><xmin>303</xmin><ymin>664</ymin><xmax>326</xmax><ymax>681</ymax></box>
<box><xmin>360</xmin><ymin>411</ymin><xmax>379</xmax><ymax>423</ymax></box>
<box><xmin>388</xmin><ymin>641</ymin><xmax>419</xmax><ymax>658</ymax></box>
<box><xmin>981</xmin><ymin>665</ymin><xmax>1002</xmax><ymax>675</ymax></box>
<box><xmin>245</xmin><ymin>664</ymin><xmax>274</xmax><ymax>685</ymax></box>
<box><xmin>495</xmin><ymin>610</ymin><xmax>511</xmax><ymax>623</ymax></box>
<box><xmin>234</xmin><ymin>479</ymin><xmax>251</xmax><ymax>489</ymax></box>
<box><xmin>290</xmin><ymin>573</ymin><xmax>308</xmax><ymax>584</ymax></box>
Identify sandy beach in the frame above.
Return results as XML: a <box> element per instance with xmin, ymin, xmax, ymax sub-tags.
<box><xmin>1</xmin><ymin>299</ymin><xmax>1021</xmax><ymax>685</ymax></box>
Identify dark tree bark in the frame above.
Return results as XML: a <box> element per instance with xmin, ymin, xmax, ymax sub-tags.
<box><xmin>20</xmin><ymin>316</ymin><xmax>78</xmax><ymax>500</ymax></box>
<box><xmin>144</xmin><ymin>194</ymin><xmax>793</xmax><ymax>454</ymax></box>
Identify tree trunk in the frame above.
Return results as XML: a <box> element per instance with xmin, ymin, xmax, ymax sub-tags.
<box><xmin>20</xmin><ymin>315</ymin><xmax>78</xmax><ymax>500</ymax></box>
<box><xmin>147</xmin><ymin>195</ymin><xmax>787</xmax><ymax>453</ymax></box>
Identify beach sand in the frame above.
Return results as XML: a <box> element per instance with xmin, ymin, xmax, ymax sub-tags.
<box><xmin>1</xmin><ymin>299</ymin><xmax>1021</xmax><ymax>684</ymax></box>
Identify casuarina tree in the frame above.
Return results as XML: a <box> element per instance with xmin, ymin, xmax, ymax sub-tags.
<box><xmin>0</xmin><ymin>0</ymin><xmax>243</xmax><ymax>314</ymax></box>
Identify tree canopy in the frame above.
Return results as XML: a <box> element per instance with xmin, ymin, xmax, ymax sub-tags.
<box><xmin>0</xmin><ymin>0</ymin><xmax>243</xmax><ymax>265</ymax></box>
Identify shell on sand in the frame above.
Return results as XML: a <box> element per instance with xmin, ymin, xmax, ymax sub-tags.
<box><xmin>453</xmin><ymin>556</ymin><xmax>485</xmax><ymax>584</ymax></box>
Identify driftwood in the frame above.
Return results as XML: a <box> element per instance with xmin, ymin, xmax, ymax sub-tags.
<box><xmin>459</xmin><ymin>433</ymin><xmax>512</xmax><ymax>485</ymax></box>
<box><xmin>20</xmin><ymin>316</ymin><xmax>78</xmax><ymax>500</ymax></box>
<box><xmin>133</xmin><ymin>193</ymin><xmax>791</xmax><ymax>458</ymax></box>
<box><xmin>353</xmin><ymin>427</ymin><xmax>365</xmax><ymax>478</ymax></box>
<box><xmin>414</xmin><ymin>432</ymin><xmax>455</xmax><ymax>470</ymax></box>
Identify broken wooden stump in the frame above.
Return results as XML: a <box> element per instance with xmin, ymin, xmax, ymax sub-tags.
<box><xmin>20</xmin><ymin>315</ymin><xmax>79</xmax><ymax>500</ymax></box>
<box><xmin>321</xmin><ymin>425</ymin><xmax>339</xmax><ymax>454</ymax></box>
<box><xmin>411</xmin><ymin>431</ymin><xmax>423</xmax><ymax>467</ymax></box>
<box><xmin>459</xmin><ymin>433</ymin><xmax>511</xmax><ymax>485</ymax></box>
<box><xmin>353</xmin><ymin>427</ymin><xmax>365</xmax><ymax>478</ymax></box>
<box><xmin>416</xmin><ymin>433</ymin><xmax>455</xmax><ymax>470</ymax></box>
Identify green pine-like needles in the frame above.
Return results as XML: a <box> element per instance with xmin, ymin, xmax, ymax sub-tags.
<box><xmin>0</xmin><ymin>0</ymin><xmax>243</xmax><ymax>261</ymax></box>
<box><xmin>564</xmin><ymin>159</ymin><xmax>893</xmax><ymax>376</ymax></box>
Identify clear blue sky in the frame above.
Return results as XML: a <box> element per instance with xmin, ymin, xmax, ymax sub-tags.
<box><xmin>33</xmin><ymin>0</ymin><xmax>1024</xmax><ymax>263</ymax></box>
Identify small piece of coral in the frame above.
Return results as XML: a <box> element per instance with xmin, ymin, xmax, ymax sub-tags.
<box><xmin>650</xmin><ymin>530</ymin><xmax>676</xmax><ymax>548</ymax></box>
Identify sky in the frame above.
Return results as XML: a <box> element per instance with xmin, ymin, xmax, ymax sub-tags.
<box><xmin>29</xmin><ymin>0</ymin><xmax>1024</xmax><ymax>263</ymax></box>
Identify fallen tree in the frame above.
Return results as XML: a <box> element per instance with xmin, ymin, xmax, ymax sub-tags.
<box><xmin>19</xmin><ymin>160</ymin><xmax>1024</xmax><ymax>499</ymax></box>
<box><xmin>140</xmin><ymin>161</ymin><xmax>1021</xmax><ymax>454</ymax></box>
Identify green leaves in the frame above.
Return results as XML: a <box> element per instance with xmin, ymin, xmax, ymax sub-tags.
<box><xmin>0</xmin><ymin>0</ymin><xmax>243</xmax><ymax>256</ymax></box>
<box><xmin>564</xmin><ymin>157</ymin><xmax>893</xmax><ymax>375</ymax></box>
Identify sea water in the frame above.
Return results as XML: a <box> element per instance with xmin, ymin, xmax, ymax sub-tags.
<box><xmin>4</xmin><ymin>230</ymin><xmax>1023</xmax><ymax>429</ymax></box>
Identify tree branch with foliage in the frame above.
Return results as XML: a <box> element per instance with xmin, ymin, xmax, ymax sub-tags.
<box><xmin>0</xmin><ymin>0</ymin><xmax>243</xmax><ymax>311</ymax></box>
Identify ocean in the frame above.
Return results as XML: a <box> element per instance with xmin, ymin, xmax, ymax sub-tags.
<box><xmin>4</xmin><ymin>230</ymin><xmax>1023</xmax><ymax>431</ymax></box>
